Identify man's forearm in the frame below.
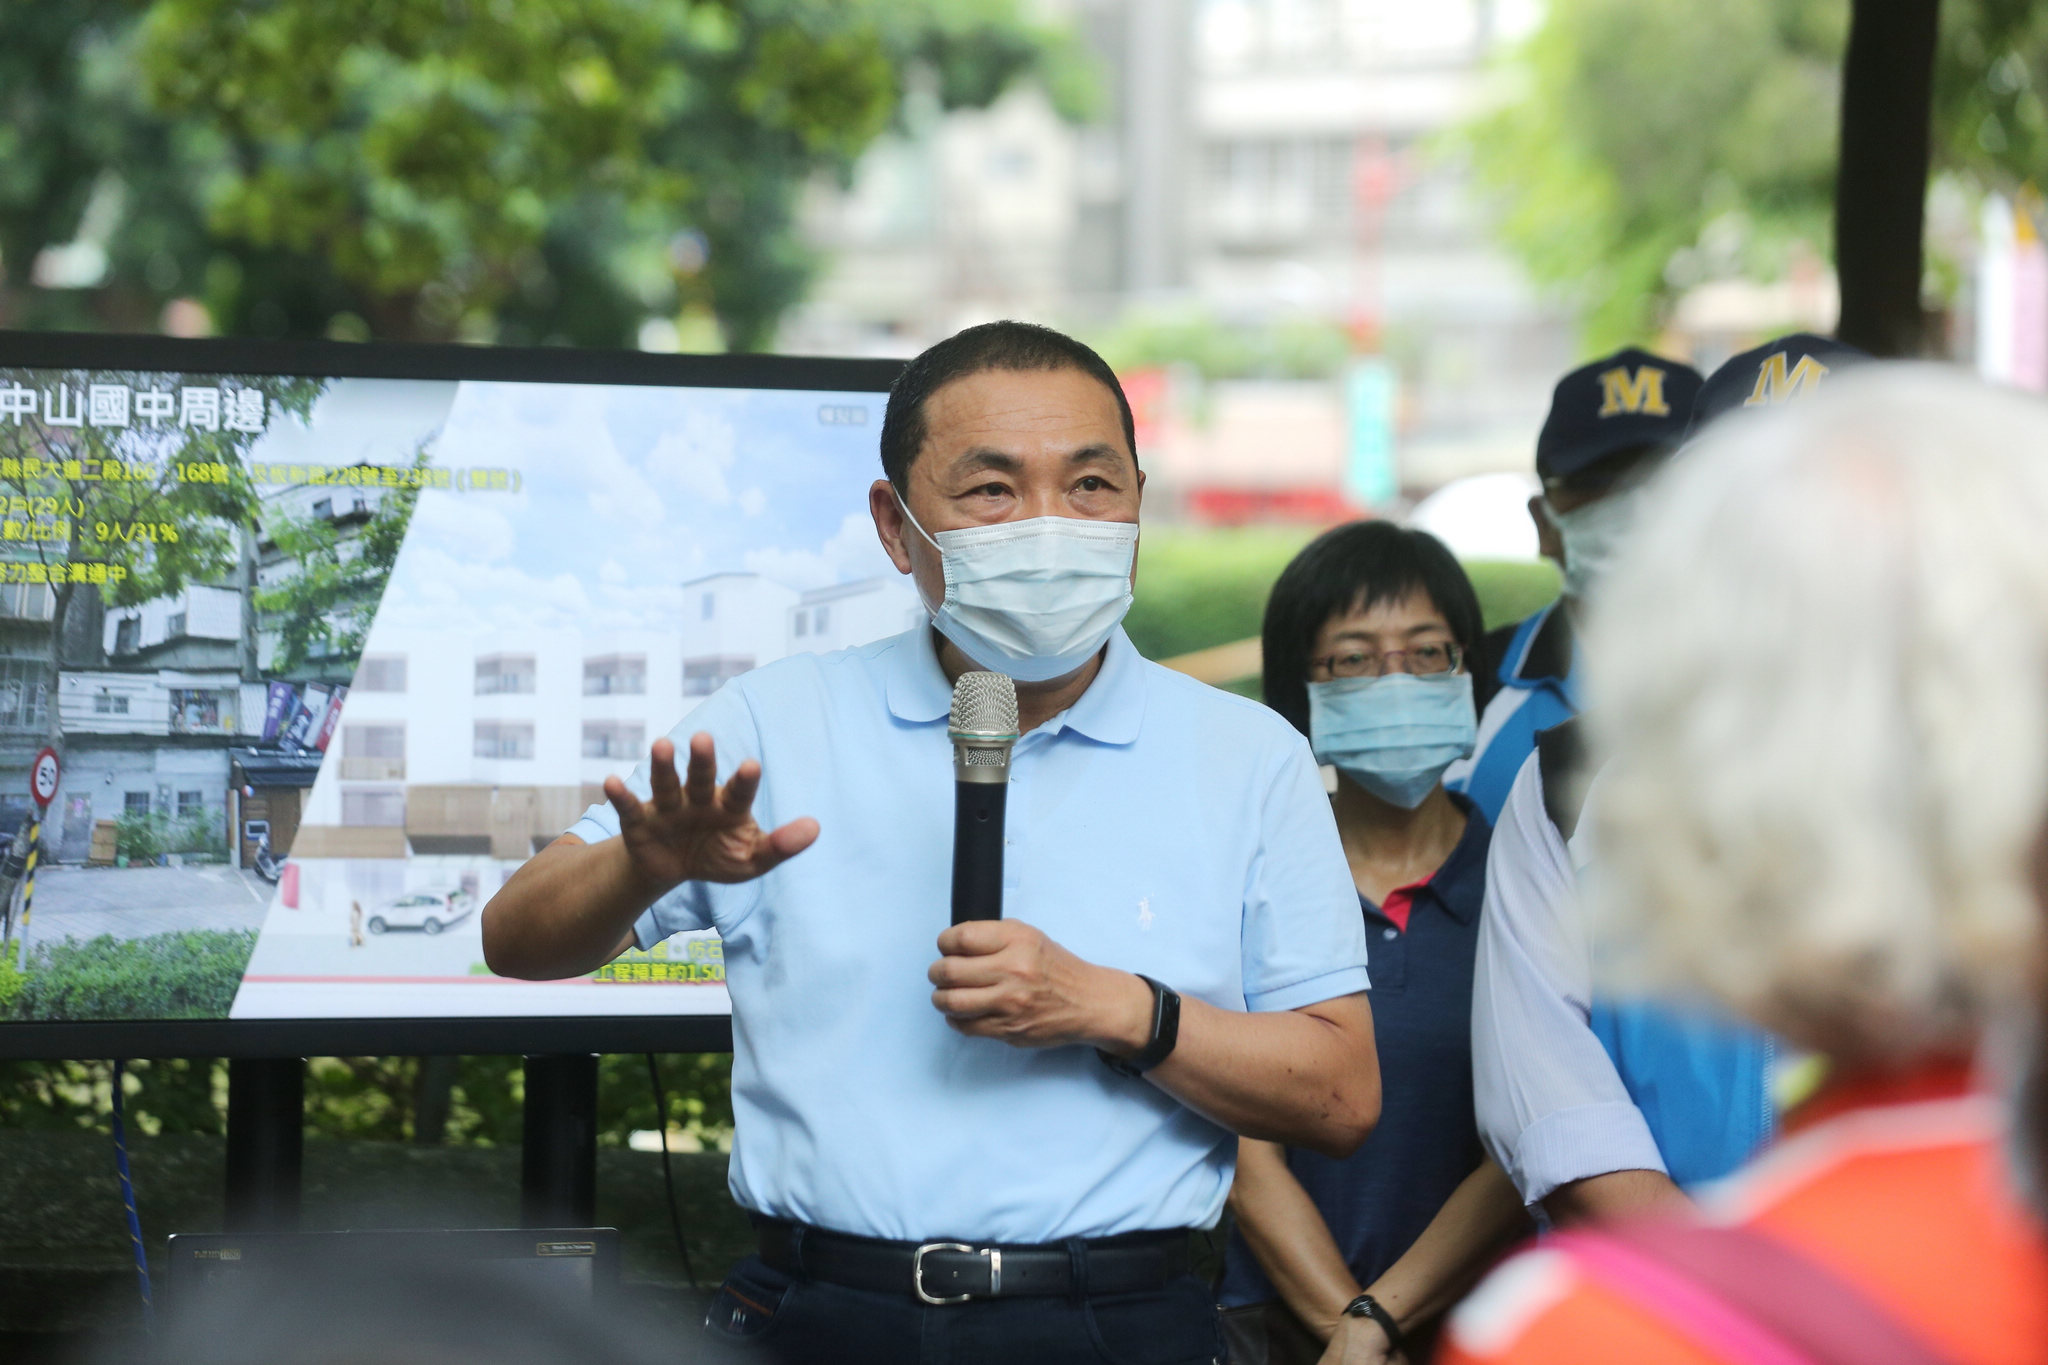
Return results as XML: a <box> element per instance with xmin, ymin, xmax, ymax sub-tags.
<box><xmin>482</xmin><ymin>835</ymin><xmax>668</xmax><ymax>979</ymax></box>
<box><xmin>1540</xmin><ymin>1167</ymin><xmax>1690</xmax><ymax>1227</ymax></box>
<box><xmin>1124</xmin><ymin>987</ymin><xmax>1380</xmax><ymax>1158</ymax></box>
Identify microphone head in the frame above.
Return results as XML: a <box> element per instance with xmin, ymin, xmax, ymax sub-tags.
<box><xmin>949</xmin><ymin>672</ymin><xmax>1019</xmax><ymax>772</ymax></box>
<box><xmin>949</xmin><ymin>670</ymin><xmax>1019</xmax><ymax>741</ymax></box>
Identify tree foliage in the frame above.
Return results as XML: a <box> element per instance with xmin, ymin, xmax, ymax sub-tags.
<box><xmin>1466</xmin><ymin>0</ymin><xmax>2048</xmax><ymax>351</ymax></box>
<box><xmin>0</xmin><ymin>1055</ymin><xmax>225</xmax><ymax>1134</ymax></box>
<box><xmin>298</xmin><ymin>1052</ymin><xmax>733</xmax><ymax>1148</ymax></box>
<box><xmin>0</xmin><ymin>1050</ymin><xmax>734</xmax><ymax>1149</ymax></box>
<box><xmin>256</xmin><ymin>450</ymin><xmax>425</xmax><ymax>678</ymax></box>
<box><xmin>0</xmin><ymin>3</ymin><xmax>198</xmax><ymax>335</ymax></box>
<box><xmin>1092</xmin><ymin>312</ymin><xmax>1359</xmax><ymax>382</ymax></box>
<box><xmin>2</xmin><ymin>1</ymin><xmax>1088</xmax><ymax>350</ymax></box>
<box><xmin>1937</xmin><ymin>0</ymin><xmax>2048</xmax><ymax>187</ymax></box>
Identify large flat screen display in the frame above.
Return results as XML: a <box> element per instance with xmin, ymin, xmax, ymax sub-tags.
<box><xmin>0</xmin><ymin>333</ymin><xmax>901</xmax><ymax>1057</ymax></box>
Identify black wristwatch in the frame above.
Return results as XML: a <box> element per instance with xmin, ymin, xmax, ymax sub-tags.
<box><xmin>1344</xmin><ymin>1293</ymin><xmax>1408</xmax><ymax>1357</ymax></box>
<box><xmin>1096</xmin><ymin>974</ymin><xmax>1179</xmax><ymax>1078</ymax></box>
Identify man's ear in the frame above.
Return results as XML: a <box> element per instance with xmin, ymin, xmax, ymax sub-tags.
<box><xmin>1530</xmin><ymin>494</ymin><xmax>1564</xmax><ymax>568</ymax></box>
<box><xmin>870</xmin><ymin>479</ymin><xmax>914</xmax><ymax>574</ymax></box>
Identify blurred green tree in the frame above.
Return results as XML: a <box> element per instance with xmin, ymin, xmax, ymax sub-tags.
<box><xmin>0</xmin><ymin>1056</ymin><xmax>224</xmax><ymax>1134</ymax></box>
<box><xmin>1</xmin><ymin>0</ymin><xmax>1090</xmax><ymax>349</ymax></box>
<box><xmin>1466</xmin><ymin>0</ymin><xmax>2048</xmax><ymax>351</ymax></box>
<box><xmin>1092</xmin><ymin>312</ymin><xmax>1357</xmax><ymax>382</ymax></box>
<box><xmin>0</xmin><ymin>3</ymin><xmax>215</xmax><ymax>334</ymax></box>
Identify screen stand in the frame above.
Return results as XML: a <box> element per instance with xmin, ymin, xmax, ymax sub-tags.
<box><xmin>522</xmin><ymin>1054</ymin><xmax>598</xmax><ymax>1227</ymax></box>
<box><xmin>225</xmin><ymin>1057</ymin><xmax>304</xmax><ymax>1232</ymax></box>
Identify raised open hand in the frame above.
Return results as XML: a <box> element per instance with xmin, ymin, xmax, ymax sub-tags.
<box><xmin>603</xmin><ymin>734</ymin><xmax>819</xmax><ymax>894</ymax></box>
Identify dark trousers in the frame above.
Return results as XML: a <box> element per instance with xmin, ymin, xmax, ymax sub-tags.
<box><xmin>1217</xmin><ymin>1302</ymin><xmax>1322</xmax><ymax>1365</ymax></box>
<box><xmin>701</xmin><ymin>1253</ymin><xmax>1225</xmax><ymax>1365</ymax></box>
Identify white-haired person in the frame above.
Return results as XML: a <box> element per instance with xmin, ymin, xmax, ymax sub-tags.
<box><xmin>1442</xmin><ymin>367</ymin><xmax>2048</xmax><ymax>1365</ymax></box>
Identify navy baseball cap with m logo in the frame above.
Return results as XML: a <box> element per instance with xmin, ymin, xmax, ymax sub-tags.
<box><xmin>1536</xmin><ymin>347</ymin><xmax>1703</xmax><ymax>482</ymax></box>
<box><xmin>1686</xmin><ymin>332</ymin><xmax>1870</xmax><ymax>442</ymax></box>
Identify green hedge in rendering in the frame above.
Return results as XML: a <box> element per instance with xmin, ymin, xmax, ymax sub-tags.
<box><xmin>8</xmin><ymin>930</ymin><xmax>257</xmax><ymax>1021</ymax></box>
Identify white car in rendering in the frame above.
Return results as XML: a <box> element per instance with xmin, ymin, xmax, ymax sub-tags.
<box><xmin>366</xmin><ymin>889</ymin><xmax>474</xmax><ymax>936</ymax></box>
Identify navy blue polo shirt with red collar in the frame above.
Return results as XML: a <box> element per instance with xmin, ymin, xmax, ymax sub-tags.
<box><xmin>1219</xmin><ymin>793</ymin><xmax>1494</xmax><ymax>1307</ymax></box>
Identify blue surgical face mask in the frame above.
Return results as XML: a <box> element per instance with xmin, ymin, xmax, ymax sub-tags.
<box><xmin>1307</xmin><ymin>671</ymin><xmax>1477</xmax><ymax>809</ymax></box>
<box><xmin>1546</xmin><ymin>481</ymin><xmax>1650</xmax><ymax>602</ymax></box>
<box><xmin>897</xmin><ymin>494</ymin><xmax>1139</xmax><ymax>682</ymax></box>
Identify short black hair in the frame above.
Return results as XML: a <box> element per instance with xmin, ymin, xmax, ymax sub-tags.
<box><xmin>879</xmin><ymin>320</ymin><xmax>1137</xmax><ymax>492</ymax></box>
<box><xmin>1543</xmin><ymin>440</ymin><xmax>1668</xmax><ymax>498</ymax></box>
<box><xmin>1261</xmin><ymin>520</ymin><xmax>1485</xmax><ymax>739</ymax></box>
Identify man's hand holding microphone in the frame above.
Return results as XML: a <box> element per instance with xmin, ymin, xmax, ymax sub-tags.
<box><xmin>490</xmin><ymin>716</ymin><xmax>1152</xmax><ymax>1058</ymax></box>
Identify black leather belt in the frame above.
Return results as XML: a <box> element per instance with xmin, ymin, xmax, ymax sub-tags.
<box><xmin>755</xmin><ymin>1218</ymin><xmax>1193</xmax><ymax>1305</ymax></box>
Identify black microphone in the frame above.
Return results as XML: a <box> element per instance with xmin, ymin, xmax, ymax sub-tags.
<box><xmin>949</xmin><ymin>671</ymin><xmax>1019</xmax><ymax>924</ymax></box>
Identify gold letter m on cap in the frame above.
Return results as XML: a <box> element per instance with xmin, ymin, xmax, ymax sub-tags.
<box><xmin>1596</xmin><ymin>366</ymin><xmax>1671</xmax><ymax>417</ymax></box>
<box><xmin>1745</xmin><ymin>353</ymin><xmax>1830</xmax><ymax>407</ymax></box>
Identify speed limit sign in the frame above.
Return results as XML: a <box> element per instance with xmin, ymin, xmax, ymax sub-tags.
<box><xmin>30</xmin><ymin>747</ymin><xmax>59</xmax><ymax>809</ymax></box>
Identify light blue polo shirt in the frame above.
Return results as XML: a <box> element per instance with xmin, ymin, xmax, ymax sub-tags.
<box><xmin>570</xmin><ymin>624</ymin><xmax>1369</xmax><ymax>1244</ymax></box>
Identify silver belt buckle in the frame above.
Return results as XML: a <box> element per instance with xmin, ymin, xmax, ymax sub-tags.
<box><xmin>912</xmin><ymin>1242</ymin><xmax>1002</xmax><ymax>1305</ymax></box>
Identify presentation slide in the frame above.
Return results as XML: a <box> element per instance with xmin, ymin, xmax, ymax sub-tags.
<box><xmin>0</xmin><ymin>363</ymin><xmax>900</xmax><ymax>1024</ymax></box>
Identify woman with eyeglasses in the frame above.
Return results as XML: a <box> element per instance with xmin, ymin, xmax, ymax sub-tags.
<box><xmin>1219</xmin><ymin>521</ymin><xmax>1531</xmax><ymax>1365</ymax></box>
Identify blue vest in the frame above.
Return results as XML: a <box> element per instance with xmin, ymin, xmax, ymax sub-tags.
<box><xmin>1588</xmin><ymin>1000</ymin><xmax>1775</xmax><ymax>1188</ymax></box>
<box><xmin>1456</xmin><ymin>606</ymin><xmax>1580</xmax><ymax>822</ymax></box>
<box><xmin>1528</xmin><ymin>715</ymin><xmax>1777</xmax><ymax>1189</ymax></box>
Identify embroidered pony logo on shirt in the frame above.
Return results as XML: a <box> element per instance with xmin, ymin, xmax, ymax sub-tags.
<box><xmin>1137</xmin><ymin>897</ymin><xmax>1154</xmax><ymax>930</ymax></box>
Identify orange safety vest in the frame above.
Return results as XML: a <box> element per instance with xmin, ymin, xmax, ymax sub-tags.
<box><xmin>1440</xmin><ymin>1062</ymin><xmax>2048</xmax><ymax>1365</ymax></box>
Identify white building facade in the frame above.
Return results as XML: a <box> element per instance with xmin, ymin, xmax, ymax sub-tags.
<box><xmin>301</xmin><ymin>571</ymin><xmax>924</xmax><ymax>861</ymax></box>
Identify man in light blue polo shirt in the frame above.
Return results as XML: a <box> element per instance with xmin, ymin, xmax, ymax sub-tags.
<box><xmin>482</xmin><ymin>321</ymin><xmax>1378</xmax><ymax>1365</ymax></box>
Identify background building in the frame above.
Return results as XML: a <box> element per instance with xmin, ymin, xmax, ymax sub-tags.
<box><xmin>784</xmin><ymin>0</ymin><xmax>1569</xmax><ymax>525</ymax></box>
<box><xmin>27</xmin><ymin>473</ymin><xmax>399</xmax><ymax>865</ymax></box>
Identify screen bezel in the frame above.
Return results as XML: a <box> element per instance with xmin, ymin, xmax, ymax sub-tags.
<box><xmin>0</xmin><ymin>329</ymin><xmax>905</xmax><ymax>1058</ymax></box>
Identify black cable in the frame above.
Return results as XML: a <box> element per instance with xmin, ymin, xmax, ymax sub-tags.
<box><xmin>645</xmin><ymin>1052</ymin><xmax>698</xmax><ymax>1288</ymax></box>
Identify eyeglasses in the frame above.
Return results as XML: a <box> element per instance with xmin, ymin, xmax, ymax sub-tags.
<box><xmin>1309</xmin><ymin>641</ymin><xmax>1462</xmax><ymax>680</ymax></box>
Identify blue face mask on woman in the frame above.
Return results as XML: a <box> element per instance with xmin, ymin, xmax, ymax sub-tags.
<box><xmin>1307</xmin><ymin>672</ymin><xmax>1478</xmax><ymax>809</ymax></box>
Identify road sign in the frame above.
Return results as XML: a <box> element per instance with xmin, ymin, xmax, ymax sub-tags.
<box><xmin>30</xmin><ymin>747</ymin><xmax>59</xmax><ymax>808</ymax></box>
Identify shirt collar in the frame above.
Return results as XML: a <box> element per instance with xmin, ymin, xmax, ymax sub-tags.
<box><xmin>882</xmin><ymin>624</ymin><xmax>1147</xmax><ymax>746</ymax></box>
<box><xmin>884</xmin><ymin>624</ymin><xmax>954</xmax><ymax>724</ymax></box>
<box><xmin>1425</xmin><ymin>791</ymin><xmax>1490</xmax><ymax>924</ymax></box>
<box><xmin>1053</xmin><ymin>628</ymin><xmax>1146</xmax><ymax>745</ymax></box>
<box><xmin>1364</xmin><ymin>792</ymin><xmax>1488</xmax><ymax>927</ymax></box>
